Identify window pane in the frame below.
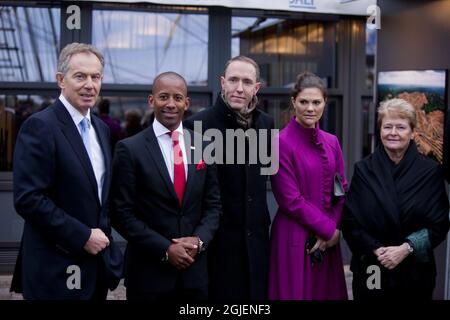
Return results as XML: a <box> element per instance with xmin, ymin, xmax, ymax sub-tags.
<box><xmin>0</xmin><ymin>6</ymin><xmax>60</xmax><ymax>82</ymax></box>
<box><xmin>257</xmin><ymin>95</ymin><xmax>291</xmax><ymax>129</ymax></box>
<box><xmin>1</xmin><ymin>94</ymin><xmax>55</xmax><ymax>171</ymax></box>
<box><xmin>232</xmin><ymin>17</ymin><xmax>336</xmax><ymax>88</ymax></box>
<box><xmin>361</xmin><ymin>98</ymin><xmax>373</xmax><ymax>157</ymax></box>
<box><xmin>319</xmin><ymin>98</ymin><xmax>342</xmax><ymax>141</ymax></box>
<box><xmin>93</xmin><ymin>10</ymin><xmax>208</xmax><ymax>85</ymax></box>
<box><xmin>365</xmin><ymin>27</ymin><xmax>376</xmax><ymax>90</ymax></box>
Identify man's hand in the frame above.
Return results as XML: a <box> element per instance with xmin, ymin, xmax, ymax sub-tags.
<box><xmin>377</xmin><ymin>244</ymin><xmax>409</xmax><ymax>270</ymax></box>
<box><xmin>167</xmin><ymin>241</ymin><xmax>197</xmax><ymax>270</ymax></box>
<box><xmin>172</xmin><ymin>237</ymin><xmax>199</xmax><ymax>258</ymax></box>
<box><xmin>83</xmin><ymin>228</ymin><xmax>110</xmax><ymax>255</ymax></box>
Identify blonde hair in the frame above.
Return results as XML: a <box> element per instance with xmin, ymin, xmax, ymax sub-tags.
<box><xmin>377</xmin><ymin>98</ymin><xmax>416</xmax><ymax>130</ymax></box>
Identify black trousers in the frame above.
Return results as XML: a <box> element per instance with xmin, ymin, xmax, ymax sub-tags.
<box><xmin>90</xmin><ymin>259</ymin><xmax>109</xmax><ymax>301</ymax></box>
<box><xmin>352</xmin><ymin>273</ymin><xmax>434</xmax><ymax>300</ymax></box>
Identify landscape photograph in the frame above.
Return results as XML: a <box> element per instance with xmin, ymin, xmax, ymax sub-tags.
<box><xmin>378</xmin><ymin>70</ymin><xmax>447</xmax><ymax>163</ymax></box>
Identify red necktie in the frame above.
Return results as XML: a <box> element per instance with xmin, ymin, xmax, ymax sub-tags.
<box><xmin>169</xmin><ymin>131</ymin><xmax>185</xmax><ymax>206</ymax></box>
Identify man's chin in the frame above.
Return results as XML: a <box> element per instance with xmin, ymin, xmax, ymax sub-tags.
<box><xmin>79</xmin><ymin>100</ymin><xmax>95</xmax><ymax>108</ymax></box>
<box><xmin>229</xmin><ymin>104</ymin><xmax>245</xmax><ymax>112</ymax></box>
<box><xmin>74</xmin><ymin>103</ymin><xmax>94</xmax><ymax>114</ymax></box>
<box><xmin>161</xmin><ymin>119</ymin><xmax>181</xmax><ymax>130</ymax></box>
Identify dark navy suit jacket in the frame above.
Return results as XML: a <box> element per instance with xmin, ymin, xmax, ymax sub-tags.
<box><xmin>11</xmin><ymin>99</ymin><xmax>123</xmax><ymax>299</ymax></box>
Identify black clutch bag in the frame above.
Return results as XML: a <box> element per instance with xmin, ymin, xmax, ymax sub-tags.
<box><xmin>305</xmin><ymin>235</ymin><xmax>323</xmax><ymax>265</ymax></box>
<box><xmin>334</xmin><ymin>173</ymin><xmax>345</xmax><ymax>197</ymax></box>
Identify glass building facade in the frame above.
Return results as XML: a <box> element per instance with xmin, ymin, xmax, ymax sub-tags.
<box><xmin>0</xmin><ymin>2</ymin><xmax>372</xmax><ymax>270</ymax></box>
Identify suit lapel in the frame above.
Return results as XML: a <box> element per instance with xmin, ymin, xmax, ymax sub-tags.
<box><xmin>144</xmin><ymin>127</ymin><xmax>179</xmax><ymax>201</ymax></box>
<box><xmin>53</xmin><ymin>101</ymin><xmax>99</xmax><ymax>203</ymax></box>
<box><xmin>91</xmin><ymin>115</ymin><xmax>110</xmax><ymax>205</ymax></box>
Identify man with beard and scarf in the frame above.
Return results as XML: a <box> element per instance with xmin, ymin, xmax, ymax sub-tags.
<box><xmin>185</xmin><ymin>56</ymin><xmax>274</xmax><ymax>300</ymax></box>
<box><xmin>342</xmin><ymin>98</ymin><xmax>450</xmax><ymax>300</ymax></box>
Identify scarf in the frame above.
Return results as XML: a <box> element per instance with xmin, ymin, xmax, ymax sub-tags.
<box><xmin>344</xmin><ymin>142</ymin><xmax>448</xmax><ymax>250</ymax></box>
<box><xmin>221</xmin><ymin>94</ymin><xmax>257</xmax><ymax>129</ymax></box>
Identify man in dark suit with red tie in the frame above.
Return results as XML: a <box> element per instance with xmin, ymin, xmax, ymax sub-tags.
<box><xmin>11</xmin><ymin>43</ymin><xmax>123</xmax><ymax>300</ymax></box>
<box><xmin>110</xmin><ymin>72</ymin><xmax>221</xmax><ymax>300</ymax></box>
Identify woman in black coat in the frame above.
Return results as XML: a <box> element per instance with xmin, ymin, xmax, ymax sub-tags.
<box><xmin>342</xmin><ymin>98</ymin><xmax>449</xmax><ymax>300</ymax></box>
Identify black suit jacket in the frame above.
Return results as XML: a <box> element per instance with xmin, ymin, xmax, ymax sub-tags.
<box><xmin>110</xmin><ymin>126</ymin><xmax>221</xmax><ymax>295</ymax></box>
<box><xmin>11</xmin><ymin>99</ymin><xmax>123</xmax><ymax>300</ymax></box>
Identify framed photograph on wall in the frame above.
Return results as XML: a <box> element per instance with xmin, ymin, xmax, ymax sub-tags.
<box><xmin>377</xmin><ymin>69</ymin><xmax>448</xmax><ymax>164</ymax></box>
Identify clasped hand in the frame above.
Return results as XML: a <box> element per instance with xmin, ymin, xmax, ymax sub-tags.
<box><xmin>374</xmin><ymin>243</ymin><xmax>410</xmax><ymax>270</ymax></box>
<box><xmin>307</xmin><ymin>229</ymin><xmax>341</xmax><ymax>255</ymax></box>
<box><xmin>167</xmin><ymin>237</ymin><xmax>199</xmax><ymax>270</ymax></box>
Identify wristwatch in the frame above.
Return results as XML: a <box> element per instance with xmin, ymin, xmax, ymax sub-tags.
<box><xmin>162</xmin><ymin>251</ymin><xmax>169</xmax><ymax>262</ymax></box>
<box><xmin>405</xmin><ymin>241</ymin><xmax>414</xmax><ymax>255</ymax></box>
<box><xmin>197</xmin><ymin>237</ymin><xmax>205</xmax><ymax>254</ymax></box>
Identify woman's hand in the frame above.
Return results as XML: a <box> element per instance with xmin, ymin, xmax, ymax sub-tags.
<box><xmin>308</xmin><ymin>238</ymin><xmax>327</xmax><ymax>254</ymax></box>
<box><xmin>325</xmin><ymin>229</ymin><xmax>341</xmax><ymax>249</ymax></box>
<box><xmin>308</xmin><ymin>229</ymin><xmax>341</xmax><ymax>254</ymax></box>
<box><xmin>377</xmin><ymin>243</ymin><xmax>410</xmax><ymax>270</ymax></box>
<box><xmin>373</xmin><ymin>247</ymin><xmax>386</xmax><ymax>257</ymax></box>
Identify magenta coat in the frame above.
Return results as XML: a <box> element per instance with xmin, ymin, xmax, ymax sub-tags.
<box><xmin>268</xmin><ymin>118</ymin><xmax>348</xmax><ymax>300</ymax></box>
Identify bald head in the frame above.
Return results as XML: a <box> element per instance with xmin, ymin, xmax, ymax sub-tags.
<box><xmin>152</xmin><ymin>72</ymin><xmax>187</xmax><ymax>95</ymax></box>
<box><xmin>149</xmin><ymin>71</ymin><xmax>190</xmax><ymax>131</ymax></box>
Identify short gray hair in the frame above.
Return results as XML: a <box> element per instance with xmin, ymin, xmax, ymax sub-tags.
<box><xmin>57</xmin><ymin>42</ymin><xmax>104</xmax><ymax>77</ymax></box>
<box><xmin>377</xmin><ymin>98</ymin><xmax>416</xmax><ymax>130</ymax></box>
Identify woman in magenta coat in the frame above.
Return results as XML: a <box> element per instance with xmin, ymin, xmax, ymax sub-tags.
<box><xmin>268</xmin><ymin>72</ymin><xmax>348</xmax><ymax>300</ymax></box>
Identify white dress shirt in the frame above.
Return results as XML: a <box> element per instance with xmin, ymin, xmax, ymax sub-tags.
<box><xmin>152</xmin><ymin>118</ymin><xmax>188</xmax><ymax>181</ymax></box>
<box><xmin>59</xmin><ymin>94</ymin><xmax>105</xmax><ymax>203</ymax></box>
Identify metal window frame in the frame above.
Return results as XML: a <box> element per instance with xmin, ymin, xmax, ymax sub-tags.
<box><xmin>0</xmin><ymin>2</ymin><xmax>371</xmax><ymax>185</ymax></box>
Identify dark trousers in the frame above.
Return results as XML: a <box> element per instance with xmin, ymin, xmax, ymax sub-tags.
<box><xmin>352</xmin><ymin>273</ymin><xmax>434</xmax><ymax>300</ymax></box>
<box><xmin>90</xmin><ymin>259</ymin><xmax>109</xmax><ymax>301</ymax></box>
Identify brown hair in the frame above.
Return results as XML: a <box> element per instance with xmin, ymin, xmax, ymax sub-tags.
<box><xmin>291</xmin><ymin>71</ymin><xmax>327</xmax><ymax>101</ymax></box>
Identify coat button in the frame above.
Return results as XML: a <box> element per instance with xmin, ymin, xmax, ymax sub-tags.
<box><xmin>247</xmin><ymin>230</ymin><xmax>252</xmax><ymax>237</ymax></box>
<box><xmin>248</xmin><ymin>196</ymin><xmax>253</xmax><ymax>202</ymax></box>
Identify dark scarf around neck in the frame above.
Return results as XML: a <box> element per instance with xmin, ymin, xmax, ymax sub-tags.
<box><xmin>344</xmin><ymin>141</ymin><xmax>445</xmax><ymax>243</ymax></box>
<box><xmin>221</xmin><ymin>94</ymin><xmax>256</xmax><ymax>129</ymax></box>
